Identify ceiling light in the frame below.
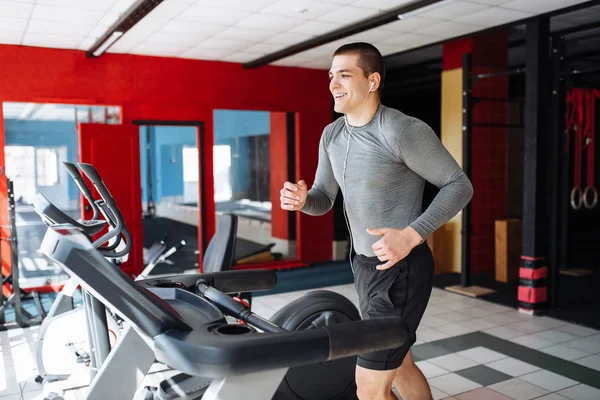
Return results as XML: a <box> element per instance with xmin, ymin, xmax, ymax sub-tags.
<box><xmin>86</xmin><ymin>0</ymin><xmax>165</xmax><ymax>58</ymax></box>
<box><xmin>92</xmin><ymin>31</ymin><xmax>123</xmax><ymax>57</ymax></box>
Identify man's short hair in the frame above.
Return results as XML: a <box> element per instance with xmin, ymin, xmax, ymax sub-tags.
<box><xmin>333</xmin><ymin>42</ymin><xmax>386</xmax><ymax>96</ymax></box>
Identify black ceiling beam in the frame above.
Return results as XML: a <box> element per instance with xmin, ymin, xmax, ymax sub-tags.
<box><xmin>242</xmin><ymin>0</ymin><xmax>446</xmax><ymax>69</ymax></box>
<box><xmin>86</xmin><ymin>0</ymin><xmax>165</xmax><ymax>58</ymax></box>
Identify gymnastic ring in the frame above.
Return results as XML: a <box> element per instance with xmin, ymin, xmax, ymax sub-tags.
<box><xmin>583</xmin><ymin>186</ymin><xmax>598</xmax><ymax>209</ymax></box>
<box><xmin>570</xmin><ymin>187</ymin><xmax>582</xmax><ymax>210</ymax></box>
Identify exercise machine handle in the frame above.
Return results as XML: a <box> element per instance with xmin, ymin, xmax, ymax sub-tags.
<box><xmin>76</xmin><ymin>163</ymin><xmax>124</xmax><ymax>226</ymax></box>
<box><xmin>210</xmin><ymin>269</ymin><xmax>277</xmax><ymax>293</ymax></box>
<box><xmin>63</xmin><ymin>162</ymin><xmax>100</xmax><ymax>220</ymax></box>
<box><xmin>196</xmin><ymin>282</ymin><xmax>286</xmax><ymax>333</ymax></box>
<box><xmin>77</xmin><ymin>163</ymin><xmax>129</xmax><ymax>251</ymax></box>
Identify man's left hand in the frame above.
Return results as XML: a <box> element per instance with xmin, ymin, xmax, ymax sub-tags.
<box><xmin>366</xmin><ymin>227</ymin><xmax>423</xmax><ymax>270</ymax></box>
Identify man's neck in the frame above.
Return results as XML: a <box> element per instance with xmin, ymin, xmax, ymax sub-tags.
<box><xmin>345</xmin><ymin>99</ymin><xmax>380</xmax><ymax>127</ymax></box>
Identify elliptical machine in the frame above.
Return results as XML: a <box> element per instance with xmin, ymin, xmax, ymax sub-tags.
<box><xmin>33</xmin><ymin>162</ymin><xmax>132</xmax><ymax>396</ymax></box>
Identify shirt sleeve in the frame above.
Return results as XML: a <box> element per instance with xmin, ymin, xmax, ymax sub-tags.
<box><xmin>397</xmin><ymin>119</ymin><xmax>474</xmax><ymax>240</ymax></box>
<box><xmin>301</xmin><ymin>128</ymin><xmax>339</xmax><ymax>216</ymax></box>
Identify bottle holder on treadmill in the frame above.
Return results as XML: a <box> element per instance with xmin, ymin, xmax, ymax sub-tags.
<box><xmin>213</xmin><ymin>324</ymin><xmax>255</xmax><ymax>336</ymax></box>
<box><xmin>150</xmin><ymin>281</ymin><xmax>187</xmax><ymax>289</ymax></box>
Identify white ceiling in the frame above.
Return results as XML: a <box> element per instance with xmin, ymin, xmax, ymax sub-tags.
<box><xmin>0</xmin><ymin>0</ymin><xmax>597</xmax><ymax>70</ymax></box>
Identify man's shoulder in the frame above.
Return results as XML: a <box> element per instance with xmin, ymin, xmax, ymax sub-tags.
<box><xmin>321</xmin><ymin>115</ymin><xmax>345</xmax><ymax>144</ymax></box>
<box><xmin>324</xmin><ymin>115</ymin><xmax>345</xmax><ymax>133</ymax></box>
<box><xmin>379</xmin><ymin>105</ymin><xmax>427</xmax><ymax>129</ymax></box>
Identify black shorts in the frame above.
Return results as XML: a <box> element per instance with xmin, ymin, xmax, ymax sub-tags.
<box><xmin>353</xmin><ymin>243</ymin><xmax>434</xmax><ymax>371</ymax></box>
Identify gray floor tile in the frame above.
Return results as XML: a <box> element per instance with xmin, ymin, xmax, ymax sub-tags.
<box><xmin>555</xmin><ymin>323</ymin><xmax>599</xmax><ymax>338</ymax></box>
<box><xmin>437</xmin><ymin>311</ymin><xmax>472</xmax><ymax>323</ymax></box>
<box><xmin>540</xmin><ymin>344</ymin><xmax>592</xmax><ymax>361</ymax></box>
<box><xmin>456</xmin><ymin>346</ymin><xmax>507</xmax><ymax>364</ymax></box>
<box><xmin>428</xmin><ymin>373</ymin><xmax>481</xmax><ymax>396</ymax></box>
<box><xmin>428</xmin><ymin>354</ymin><xmax>479</xmax><ymax>372</ymax></box>
<box><xmin>510</xmin><ymin>334</ymin><xmax>556</xmax><ymax>349</ymax></box>
<box><xmin>533</xmin><ymin>394</ymin><xmax>570</xmax><ymax>400</ymax></box>
<box><xmin>415</xmin><ymin>360</ymin><xmax>450</xmax><ymax>379</ymax></box>
<box><xmin>412</xmin><ymin>342</ymin><xmax>453</xmax><ymax>361</ymax></box>
<box><xmin>431</xmin><ymin>386</ymin><xmax>452</xmax><ymax>400</ymax></box>
<box><xmin>519</xmin><ymin>369</ymin><xmax>579</xmax><ymax>392</ymax></box>
<box><xmin>574</xmin><ymin>354</ymin><xmax>600</xmax><ymax>371</ymax></box>
<box><xmin>435</xmin><ymin>323</ymin><xmax>476</xmax><ymax>336</ymax></box>
<box><xmin>434</xmin><ymin>332</ymin><xmax>483</xmax><ymax>353</ymax></box>
<box><xmin>484</xmin><ymin>325</ymin><xmax>526</xmax><ymax>339</ymax></box>
<box><xmin>488</xmin><ymin>378</ymin><xmax>549</xmax><ymax>400</ymax></box>
<box><xmin>564</xmin><ymin>337</ymin><xmax>600</xmax><ymax>354</ymax></box>
<box><xmin>454</xmin><ymin>387</ymin><xmax>514</xmax><ymax>400</ymax></box>
<box><xmin>485</xmin><ymin>357</ymin><xmax>541</xmax><ymax>377</ymax></box>
<box><xmin>454</xmin><ymin>364</ymin><xmax>512</xmax><ymax>386</ymax></box>
<box><xmin>417</xmin><ymin>327</ymin><xmax>451</xmax><ymax>343</ymax></box>
<box><xmin>557</xmin><ymin>383</ymin><xmax>600</xmax><ymax>400</ymax></box>
<box><xmin>533</xmin><ymin>329</ymin><xmax>580</xmax><ymax>344</ymax></box>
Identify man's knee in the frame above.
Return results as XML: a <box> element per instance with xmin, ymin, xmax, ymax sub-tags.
<box><xmin>356</xmin><ymin>366</ymin><xmax>395</xmax><ymax>400</ymax></box>
<box><xmin>395</xmin><ymin>350</ymin><xmax>415</xmax><ymax>376</ymax></box>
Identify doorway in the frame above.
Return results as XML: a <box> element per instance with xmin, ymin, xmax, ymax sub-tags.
<box><xmin>137</xmin><ymin>122</ymin><xmax>202</xmax><ymax>276</ymax></box>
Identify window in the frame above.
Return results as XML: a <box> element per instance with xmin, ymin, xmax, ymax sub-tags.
<box><xmin>213</xmin><ymin>145</ymin><xmax>232</xmax><ymax>202</ymax></box>
<box><xmin>36</xmin><ymin>148</ymin><xmax>59</xmax><ymax>186</ymax></box>
<box><xmin>182</xmin><ymin>146</ymin><xmax>199</xmax><ymax>182</ymax></box>
<box><xmin>4</xmin><ymin>146</ymin><xmax>36</xmax><ymax>204</ymax></box>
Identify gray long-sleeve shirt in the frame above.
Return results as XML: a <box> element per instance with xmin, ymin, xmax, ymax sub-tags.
<box><xmin>302</xmin><ymin>104</ymin><xmax>473</xmax><ymax>257</ymax></box>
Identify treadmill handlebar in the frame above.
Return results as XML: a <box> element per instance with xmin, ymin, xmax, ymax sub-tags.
<box><xmin>154</xmin><ymin>312</ymin><xmax>407</xmax><ymax>377</ymax></box>
<box><xmin>196</xmin><ymin>283</ymin><xmax>286</xmax><ymax>333</ymax></box>
<box><xmin>195</xmin><ymin>281</ymin><xmax>408</xmax><ymax>360</ymax></box>
<box><xmin>77</xmin><ymin>162</ymin><xmax>131</xmax><ymax>254</ymax></box>
<box><xmin>33</xmin><ymin>193</ymin><xmax>106</xmax><ymax>237</ymax></box>
<box><xmin>77</xmin><ymin>163</ymin><xmax>123</xmax><ymax>225</ymax></box>
<box><xmin>62</xmin><ymin>161</ymin><xmax>100</xmax><ymax>220</ymax></box>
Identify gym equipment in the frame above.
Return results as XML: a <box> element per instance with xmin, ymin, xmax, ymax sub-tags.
<box><xmin>140</xmin><ymin>213</ymin><xmax>362</xmax><ymax>400</ymax></box>
<box><xmin>33</xmin><ymin>162</ymin><xmax>131</xmax><ymax>391</ymax></box>
<box><xmin>36</xmin><ymin>162</ymin><xmax>370</xmax><ymax>400</ymax></box>
<box><xmin>39</xmin><ymin>223</ymin><xmax>407</xmax><ymax>400</ymax></box>
<box><xmin>140</xmin><ymin>279</ymin><xmax>360</xmax><ymax>400</ymax></box>
<box><xmin>138</xmin><ymin>238</ymin><xmax>187</xmax><ymax>280</ymax></box>
<box><xmin>145</xmin><ymin>234</ymin><xmax>169</xmax><ymax>265</ymax></box>
<box><xmin>35</xmin><ymin>162</ymin><xmax>243</xmax><ymax>399</ymax></box>
<box><xmin>0</xmin><ymin>169</ymin><xmax>45</xmax><ymax>329</ymax></box>
<box><xmin>566</xmin><ymin>88</ymin><xmax>599</xmax><ymax>210</ymax></box>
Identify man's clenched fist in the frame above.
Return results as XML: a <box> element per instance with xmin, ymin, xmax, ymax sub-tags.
<box><xmin>280</xmin><ymin>180</ymin><xmax>308</xmax><ymax>211</ymax></box>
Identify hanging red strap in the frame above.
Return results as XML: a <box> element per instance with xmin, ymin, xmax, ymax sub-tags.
<box><xmin>583</xmin><ymin>89</ymin><xmax>598</xmax><ymax>209</ymax></box>
<box><xmin>570</xmin><ymin>88</ymin><xmax>585</xmax><ymax>210</ymax></box>
<box><xmin>566</xmin><ymin>91</ymin><xmax>576</xmax><ymax>151</ymax></box>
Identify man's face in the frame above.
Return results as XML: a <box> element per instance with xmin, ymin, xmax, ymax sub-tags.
<box><xmin>329</xmin><ymin>54</ymin><xmax>371</xmax><ymax>115</ymax></box>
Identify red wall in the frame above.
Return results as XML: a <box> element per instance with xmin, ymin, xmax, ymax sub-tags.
<box><xmin>0</xmin><ymin>106</ymin><xmax>9</xmax><ymax>295</ymax></box>
<box><xmin>0</xmin><ymin>44</ymin><xmax>334</xmax><ymax>277</ymax></box>
<box><xmin>442</xmin><ymin>38</ymin><xmax>473</xmax><ymax>70</ymax></box>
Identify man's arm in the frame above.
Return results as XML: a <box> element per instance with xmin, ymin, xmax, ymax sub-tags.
<box><xmin>301</xmin><ymin>131</ymin><xmax>339</xmax><ymax>216</ymax></box>
<box><xmin>400</xmin><ymin>120</ymin><xmax>474</xmax><ymax>240</ymax></box>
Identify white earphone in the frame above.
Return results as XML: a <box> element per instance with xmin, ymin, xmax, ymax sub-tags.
<box><xmin>369</xmin><ymin>81</ymin><xmax>374</xmax><ymax>92</ymax></box>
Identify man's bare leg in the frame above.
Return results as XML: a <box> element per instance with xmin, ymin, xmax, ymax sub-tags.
<box><xmin>392</xmin><ymin>350</ymin><xmax>432</xmax><ymax>400</ymax></box>
<box><xmin>355</xmin><ymin>365</ymin><xmax>397</xmax><ymax>400</ymax></box>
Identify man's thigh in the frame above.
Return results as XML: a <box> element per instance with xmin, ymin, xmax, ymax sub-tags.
<box><xmin>354</xmin><ymin>244</ymin><xmax>435</xmax><ymax>370</ymax></box>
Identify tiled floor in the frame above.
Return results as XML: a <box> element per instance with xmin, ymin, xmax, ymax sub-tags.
<box><xmin>2</xmin><ymin>284</ymin><xmax>600</xmax><ymax>400</ymax></box>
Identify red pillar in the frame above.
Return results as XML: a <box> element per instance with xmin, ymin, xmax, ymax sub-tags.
<box><xmin>443</xmin><ymin>30</ymin><xmax>510</xmax><ymax>275</ymax></box>
<box><xmin>270</xmin><ymin>112</ymin><xmax>290</xmax><ymax>240</ymax></box>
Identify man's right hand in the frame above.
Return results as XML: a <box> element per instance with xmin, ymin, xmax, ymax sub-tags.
<box><xmin>280</xmin><ymin>180</ymin><xmax>308</xmax><ymax>211</ymax></box>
